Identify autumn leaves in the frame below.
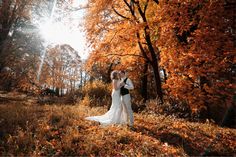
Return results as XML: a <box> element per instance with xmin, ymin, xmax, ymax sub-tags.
<box><xmin>84</xmin><ymin>0</ymin><xmax>235</xmax><ymax>122</ymax></box>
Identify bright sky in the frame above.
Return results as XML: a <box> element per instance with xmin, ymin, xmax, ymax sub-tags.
<box><xmin>39</xmin><ymin>0</ymin><xmax>89</xmax><ymax>59</ymax></box>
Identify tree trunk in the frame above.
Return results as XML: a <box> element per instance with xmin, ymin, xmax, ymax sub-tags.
<box><xmin>199</xmin><ymin>76</ymin><xmax>210</xmax><ymax>89</ymax></box>
<box><xmin>141</xmin><ymin>61</ymin><xmax>148</xmax><ymax>102</ymax></box>
<box><xmin>70</xmin><ymin>80</ymin><xmax>73</xmax><ymax>93</ymax></box>
<box><xmin>123</xmin><ymin>0</ymin><xmax>163</xmax><ymax>103</ymax></box>
<box><xmin>137</xmin><ymin>34</ymin><xmax>163</xmax><ymax>103</ymax></box>
<box><xmin>56</xmin><ymin>87</ymin><xmax>60</xmax><ymax>97</ymax></box>
<box><xmin>60</xmin><ymin>88</ymin><xmax>63</xmax><ymax>96</ymax></box>
<box><xmin>73</xmin><ymin>80</ymin><xmax>76</xmax><ymax>91</ymax></box>
<box><xmin>144</xmin><ymin>28</ymin><xmax>163</xmax><ymax>103</ymax></box>
<box><xmin>0</xmin><ymin>28</ymin><xmax>11</xmax><ymax>71</ymax></box>
<box><xmin>151</xmin><ymin>61</ymin><xmax>163</xmax><ymax>103</ymax></box>
<box><xmin>163</xmin><ymin>68</ymin><xmax>167</xmax><ymax>83</ymax></box>
<box><xmin>105</xmin><ymin>63</ymin><xmax>113</xmax><ymax>83</ymax></box>
<box><xmin>0</xmin><ymin>27</ymin><xmax>10</xmax><ymax>51</ymax></box>
<box><xmin>136</xmin><ymin>1</ymin><xmax>163</xmax><ymax>103</ymax></box>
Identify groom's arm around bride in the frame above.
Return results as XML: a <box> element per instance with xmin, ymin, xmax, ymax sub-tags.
<box><xmin>120</xmin><ymin>71</ymin><xmax>134</xmax><ymax>92</ymax></box>
<box><xmin>122</xmin><ymin>77</ymin><xmax>134</xmax><ymax>90</ymax></box>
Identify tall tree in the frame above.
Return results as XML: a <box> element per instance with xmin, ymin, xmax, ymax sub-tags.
<box><xmin>85</xmin><ymin>0</ymin><xmax>164</xmax><ymax>102</ymax></box>
<box><xmin>40</xmin><ymin>44</ymin><xmax>81</xmax><ymax>96</ymax></box>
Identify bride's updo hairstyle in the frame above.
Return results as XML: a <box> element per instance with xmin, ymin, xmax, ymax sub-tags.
<box><xmin>111</xmin><ymin>70</ymin><xmax>119</xmax><ymax>80</ymax></box>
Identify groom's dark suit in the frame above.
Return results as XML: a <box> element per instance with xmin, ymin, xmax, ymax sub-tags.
<box><xmin>120</xmin><ymin>78</ymin><xmax>129</xmax><ymax>95</ymax></box>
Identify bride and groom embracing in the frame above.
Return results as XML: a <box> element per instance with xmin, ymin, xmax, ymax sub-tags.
<box><xmin>85</xmin><ymin>70</ymin><xmax>134</xmax><ymax>128</ymax></box>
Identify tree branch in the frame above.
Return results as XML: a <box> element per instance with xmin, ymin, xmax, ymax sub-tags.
<box><xmin>153</xmin><ymin>0</ymin><xmax>159</xmax><ymax>5</ymax></box>
<box><xmin>144</xmin><ymin>0</ymin><xmax>150</xmax><ymax>14</ymax></box>
<box><xmin>136</xmin><ymin>1</ymin><xmax>146</xmax><ymax>21</ymax></box>
<box><xmin>136</xmin><ymin>32</ymin><xmax>151</xmax><ymax>63</ymax></box>
<box><xmin>112</xmin><ymin>5</ymin><xmax>130</xmax><ymax>20</ymax></box>
<box><xmin>123</xmin><ymin>0</ymin><xmax>135</xmax><ymax>16</ymax></box>
<box><xmin>109</xmin><ymin>30</ymin><xmax>119</xmax><ymax>43</ymax></box>
<box><xmin>103</xmin><ymin>53</ymin><xmax>146</xmax><ymax>59</ymax></box>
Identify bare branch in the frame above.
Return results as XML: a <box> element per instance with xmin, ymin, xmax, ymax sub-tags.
<box><xmin>103</xmin><ymin>53</ymin><xmax>146</xmax><ymax>59</ymax></box>
<box><xmin>123</xmin><ymin>0</ymin><xmax>135</xmax><ymax>16</ymax></box>
<box><xmin>144</xmin><ymin>0</ymin><xmax>150</xmax><ymax>14</ymax></box>
<box><xmin>109</xmin><ymin>30</ymin><xmax>119</xmax><ymax>43</ymax></box>
<box><xmin>136</xmin><ymin>32</ymin><xmax>151</xmax><ymax>63</ymax></box>
<box><xmin>153</xmin><ymin>0</ymin><xmax>159</xmax><ymax>4</ymax></box>
<box><xmin>112</xmin><ymin>5</ymin><xmax>130</xmax><ymax>20</ymax></box>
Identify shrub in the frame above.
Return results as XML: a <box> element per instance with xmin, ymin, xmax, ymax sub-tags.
<box><xmin>81</xmin><ymin>80</ymin><xmax>111</xmax><ymax>107</ymax></box>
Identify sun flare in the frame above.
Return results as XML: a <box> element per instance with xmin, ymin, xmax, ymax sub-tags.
<box><xmin>39</xmin><ymin>21</ymin><xmax>71</xmax><ymax>45</ymax></box>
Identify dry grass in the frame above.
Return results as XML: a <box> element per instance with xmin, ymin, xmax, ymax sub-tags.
<box><xmin>0</xmin><ymin>97</ymin><xmax>235</xmax><ymax>156</ymax></box>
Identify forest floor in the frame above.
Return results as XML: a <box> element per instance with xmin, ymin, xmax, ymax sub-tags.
<box><xmin>0</xmin><ymin>91</ymin><xmax>235</xmax><ymax>156</ymax></box>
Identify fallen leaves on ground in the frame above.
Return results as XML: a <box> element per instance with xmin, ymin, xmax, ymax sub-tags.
<box><xmin>0</xmin><ymin>99</ymin><xmax>235</xmax><ymax>156</ymax></box>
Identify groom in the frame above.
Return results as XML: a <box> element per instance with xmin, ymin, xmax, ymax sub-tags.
<box><xmin>120</xmin><ymin>70</ymin><xmax>134</xmax><ymax>127</ymax></box>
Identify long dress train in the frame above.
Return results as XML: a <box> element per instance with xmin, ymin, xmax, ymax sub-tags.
<box><xmin>85</xmin><ymin>87</ymin><xmax>128</xmax><ymax>125</ymax></box>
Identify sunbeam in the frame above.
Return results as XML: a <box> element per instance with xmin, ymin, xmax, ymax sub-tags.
<box><xmin>37</xmin><ymin>48</ymin><xmax>47</xmax><ymax>81</ymax></box>
<box><xmin>36</xmin><ymin>0</ymin><xmax>57</xmax><ymax>81</ymax></box>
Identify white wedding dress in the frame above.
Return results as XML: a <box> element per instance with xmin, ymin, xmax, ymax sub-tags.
<box><xmin>85</xmin><ymin>81</ymin><xmax>128</xmax><ymax>125</ymax></box>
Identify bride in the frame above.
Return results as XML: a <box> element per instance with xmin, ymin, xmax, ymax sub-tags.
<box><xmin>85</xmin><ymin>70</ymin><xmax>128</xmax><ymax>125</ymax></box>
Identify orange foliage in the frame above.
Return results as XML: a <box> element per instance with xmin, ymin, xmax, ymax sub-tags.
<box><xmin>40</xmin><ymin>44</ymin><xmax>81</xmax><ymax>91</ymax></box>
<box><xmin>157</xmin><ymin>0</ymin><xmax>235</xmax><ymax>115</ymax></box>
<box><xmin>85</xmin><ymin>0</ymin><xmax>164</xmax><ymax>101</ymax></box>
<box><xmin>84</xmin><ymin>0</ymin><xmax>235</xmax><ymax>121</ymax></box>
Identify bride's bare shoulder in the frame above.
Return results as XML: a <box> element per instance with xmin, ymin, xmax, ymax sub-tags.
<box><xmin>112</xmin><ymin>79</ymin><xmax>120</xmax><ymax>90</ymax></box>
<box><xmin>112</xmin><ymin>79</ymin><xmax>119</xmax><ymax>83</ymax></box>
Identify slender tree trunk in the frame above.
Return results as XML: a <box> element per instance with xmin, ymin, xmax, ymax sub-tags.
<box><xmin>136</xmin><ymin>1</ymin><xmax>163</xmax><ymax>103</ymax></box>
<box><xmin>70</xmin><ymin>80</ymin><xmax>73</xmax><ymax>93</ymax></box>
<box><xmin>0</xmin><ymin>27</ymin><xmax>10</xmax><ymax>52</ymax></box>
<box><xmin>56</xmin><ymin>87</ymin><xmax>59</xmax><ymax>97</ymax></box>
<box><xmin>105</xmin><ymin>63</ymin><xmax>113</xmax><ymax>83</ymax></box>
<box><xmin>141</xmin><ymin>61</ymin><xmax>148</xmax><ymax>102</ymax></box>
<box><xmin>73</xmin><ymin>80</ymin><xmax>76</xmax><ymax>91</ymax></box>
<box><xmin>144</xmin><ymin>29</ymin><xmax>163</xmax><ymax>103</ymax></box>
<box><xmin>52</xmin><ymin>65</ymin><xmax>55</xmax><ymax>90</ymax></box>
<box><xmin>136</xmin><ymin>32</ymin><xmax>163</xmax><ymax>103</ymax></box>
<box><xmin>84</xmin><ymin>73</ymin><xmax>87</xmax><ymax>85</ymax></box>
<box><xmin>163</xmin><ymin>68</ymin><xmax>167</xmax><ymax>83</ymax></box>
<box><xmin>0</xmin><ymin>28</ymin><xmax>11</xmax><ymax>71</ymax></box>
<box><xmin>60</xmin><ymin>88</ymin><xmax>63</xmax><ymax>96</ymax></box>
<box><xmin>151</xmin><ymin>61</ymin><xmax>163</xmax><ymax>103</ymax></box>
